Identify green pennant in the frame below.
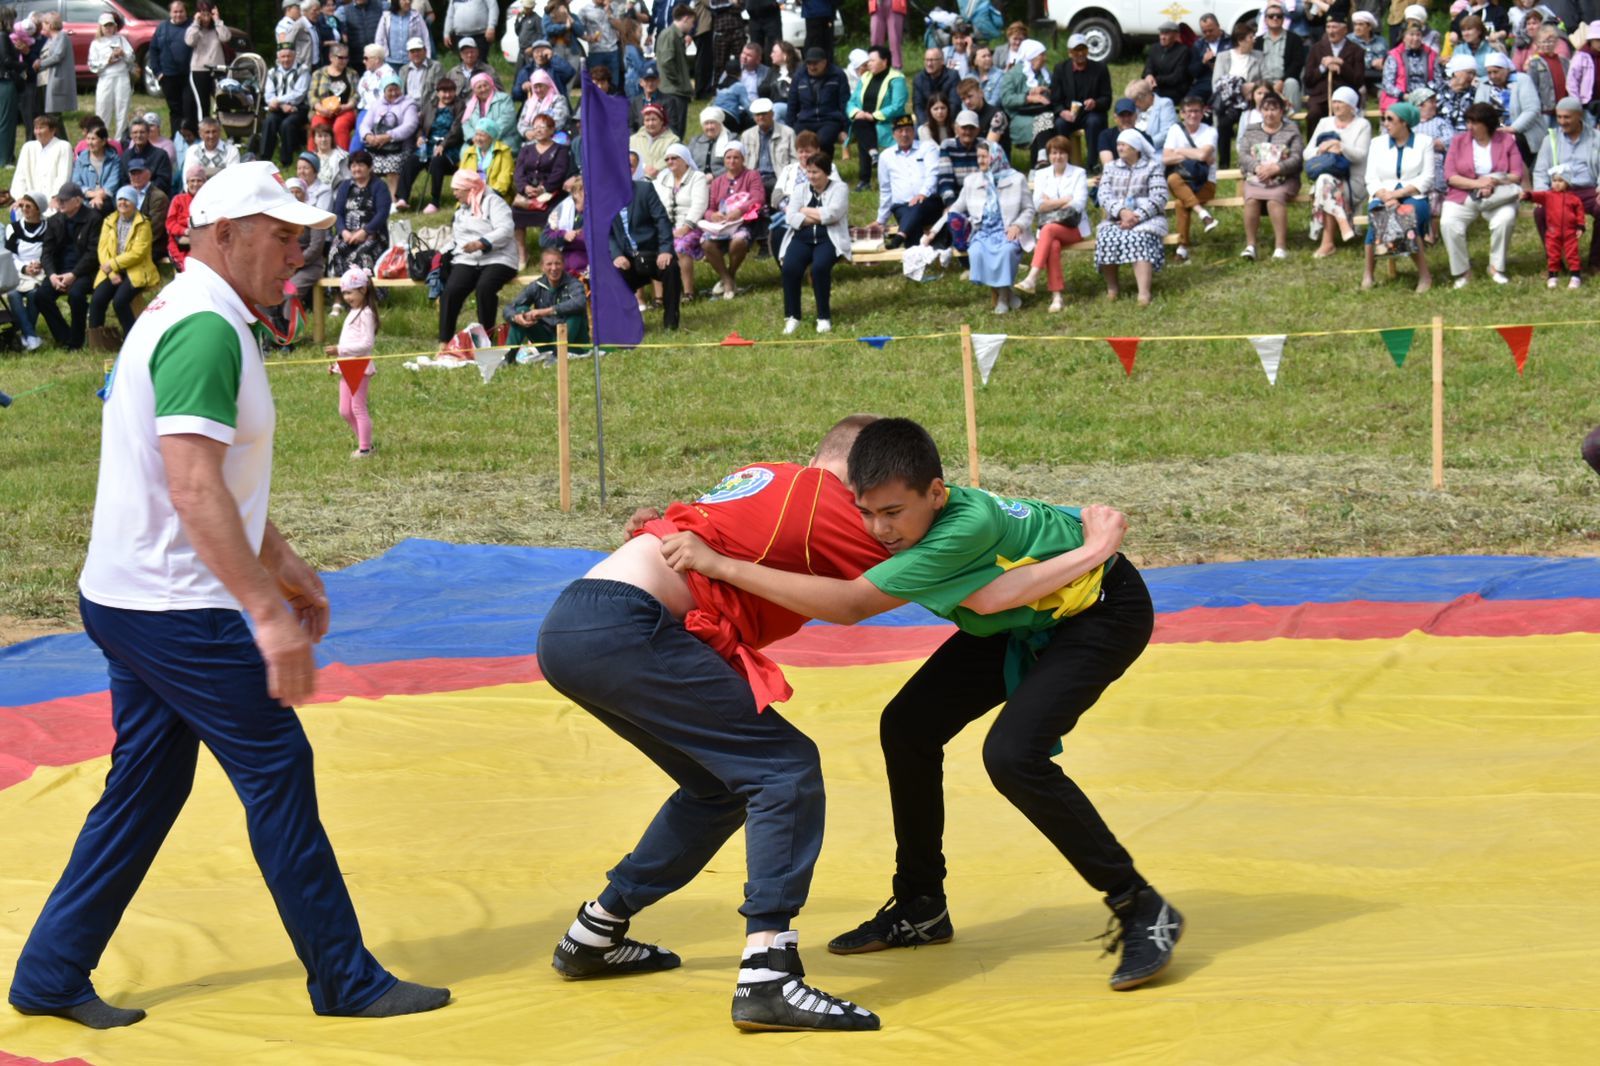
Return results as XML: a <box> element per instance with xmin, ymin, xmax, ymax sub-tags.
<box><xmin>1380</xmin><ymin>328</ymin><xmax>1414</xmax><ymax>369</ymax></box>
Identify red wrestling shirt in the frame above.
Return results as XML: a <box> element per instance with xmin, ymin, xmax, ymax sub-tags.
<box><xmin>639</xmin><ymin>462</ymin><xmax>888</xmax><ymax>711</ymax></box>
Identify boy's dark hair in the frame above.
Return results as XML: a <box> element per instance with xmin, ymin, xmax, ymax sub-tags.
<box><xmin>848</xmin><ymin>418</ymin><xmax>943</xmax><ymax>494</ymax></box>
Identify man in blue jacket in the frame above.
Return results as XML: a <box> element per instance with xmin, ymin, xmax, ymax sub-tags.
<box><xmin>609</xmin><ymin>178</ymin><xmax>680</xmax><ymax>331</ymax></box>
<box><xmin>151</xmin><ymin>1</ymin><xmax>195</xmax><ymax>136</ymax></box>
<box><xmin>787</xmin><ymin>48</ymin><xmax>848</xmax><ymax>155</ymax></box>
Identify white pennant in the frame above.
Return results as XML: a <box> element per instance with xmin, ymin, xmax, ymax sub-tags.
<box><xmin>474</xmin><ymin>347</ymin><xmax>506</xmax><ymax>383</ymax></box>
<box><xmin>1250</xmin><ymin>334</ymin><xmax>1286</xmax><ymax>386</ymax></box>
<box><xmin>971</xmin><ymin>333</ymin><xmax>1007</xmax><ymax>386</ymax></box>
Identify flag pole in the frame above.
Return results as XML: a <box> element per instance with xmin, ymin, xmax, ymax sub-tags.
<box><xmin>557</xmin><ymin>322</ymin><xmax>571</xmax><ymax>512</ymax></box>
<box><xmin>593</xmin><ymin>342</ymin><xmax>607</xmax><ymax>506</ymax></box>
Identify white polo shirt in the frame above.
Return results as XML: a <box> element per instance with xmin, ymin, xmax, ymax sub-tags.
<box><xmin>79</xmin><ymin>259</ymin><xmax>276</xmax><ymax>613</ymax></box>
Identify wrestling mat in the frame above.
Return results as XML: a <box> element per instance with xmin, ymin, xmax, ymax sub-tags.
<box><xmin>2</xmin><ymin>542</ymin><xmax>1597</xmax><ymax>1065</ymax></box>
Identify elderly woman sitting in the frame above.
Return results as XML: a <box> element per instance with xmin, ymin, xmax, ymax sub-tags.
<box><xmin>1239</xmin><ymin>90</ymin><xmax>1303</xmax><ymax>260</ymax></box>
<box><xmin>1440</xmin><ymin>101</ymin><xmax>1524</xmax><ymax>287</ymax></box>
<box><xmin>460</xmin><ymin>126</ymin><xmax>516</xmax><ymax>200</ymax></box>
<box><xmin>461</xmin><ymin>71</ymin><xmax>519</xmax><ymax>153</ymax></box>
<box><xmin>1362</xmin><ymin>101</ymin><xmax>1436</xmax><ymax>292</ymax></box>
<box><xmin>359</xmin><ymin>72</ymin><xmax>421</xmax><ymax>202</ymax></box>
<box><xmin>1308</xmin><ymin>86</ymin><xmax>1372</xmax><ymax>256</ymax></box>
<box><xmin>701</xmin><ymin>143</ymin><xmax>766</xmax><ymax>299</ymax></box>
<box><xmin>511</xmin><ymin>113</ymin><xmax>573</xmax><ymax>265</ymax></box>
<box><xmin>541</xmin><ymin>174</ymin><xmax>588</xmax><ymax>276</ymax></box>
<box><xmin>1093</xmin><ymin>129</ymin><xmax>1168</xmax><ymax>305</ymax></box>
<box><xmin>629</xmin><ymin>103</ymin><xmax>680</xmax><ymax>180</ymax></box>
<box><xmin>438</xmin><ymin>169</ymin><xmax>519</xmax><ymax>352</ymax></box>
<box><xmin>997</xmin><ymin>38</ymin><xmax>1053</xmax><ymax>165</ymax></box>
<box><xmin>88</xmin><ymin>186</ymin><xmax>157</xmax><ymax>349</ymax></box>
<box><xmin>939</xmin><ymin>139</ymin><xmax>1034</xmax><ymax>314</ymax></box>
<box><xmin>328</xmin><ymin>150</ymin><xmax>391</xmax><ymax>282</ymax></box>
<box><xmin>653</xmin><ymin>143</ymin><xmax>710</xmax><ymax>301</ymax></box>
<box><xmin>687</xmin><ymin>107</ymin><xmax>738</xmax><ymax>177</ymax></box>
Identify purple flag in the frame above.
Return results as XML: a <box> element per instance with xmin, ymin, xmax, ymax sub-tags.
<box><xmin>579</xmin><ymin>73</ymin><xmax>644</xmax><ymax>347</ymax></box>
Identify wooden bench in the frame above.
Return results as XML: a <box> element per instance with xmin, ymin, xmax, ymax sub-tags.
<box><xmin>311</xmin><ymin>273</ymin><xmax>540</xmax><ymax>344</ymax></box>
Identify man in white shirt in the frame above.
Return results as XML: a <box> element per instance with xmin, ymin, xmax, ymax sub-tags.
<box><xmin>876</xmin><ymin>114</ymin><xmax>943</xmax><ymax>246</ymax></box>
<box><xmin>9</xmin><ymin>115</ymin><xmax>73</xmax><ymax>211</ymax></box>
<box><xmin>7</xmin><ymin>163</ymin><xmax>450</xmax><ymax>1029</ymax></box>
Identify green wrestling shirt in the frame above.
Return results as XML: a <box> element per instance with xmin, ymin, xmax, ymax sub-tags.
<box><xmin>863</xmin><ymin>485</ymin><xmax>1107</xmax><ymax>637</ymax></box>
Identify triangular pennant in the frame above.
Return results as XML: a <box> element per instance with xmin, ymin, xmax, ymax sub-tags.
<box><xmin>720</xmin><ymin>331</ymin><xmax>755</xmax><ymax>346</ymax></box>
<box><xmin>473</xmin><ymin>347</ymin><xmax>504</xmax><ymax>383</ymax></box>
<box><xmin>336</xmin><ymin>358</ymin><xmax>371</xmax><ymax>393</ymax></box>
<box><xmin>1105</xmin><ymin>337</ymin><xmax>1140</xmax><ymax>377</ymax></box>
<box><xmin>971</xmin><ymin>333</ymin><xmax>1006</xmax><ymax>385</ymax></box>
<box><xmin>1497</xmin><ymin>325</ymin><xmax>1533</xmax><ymax>375</ymax></box>
<box><xmin>857</xmin><ymin>335</ymin><xmax>893</xmax><ymax>349</ymax></box>
<box><xmin>1379</xmin><ymin>328</ymin><xmax>1414</xmax><ymax>369</ymax></box>
<box><xmin>1250</xmin><ymin>334</ymin><xmax>1287</xmax><ymax>385</ymax></box>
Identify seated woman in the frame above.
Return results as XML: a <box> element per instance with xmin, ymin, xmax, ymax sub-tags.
<box><xmin>70</xmin><ymin>125</ymin><xmax>122</xmax><ymax>213</ymax></box>
<box><xmin>687</xmin><ymin>106</ymin><xmax>738</xmax><ymax>176</ymax></box>
<box><xmin>511</xmin><ymin>114</ymin><xmax>572</xmax><ymax>268</ymax></box>
<box><xmin>5</xmin><ymin>193</ymin><xmax>50</xmax><ymax>351</ymax></box>
<box><xmin>1238</xmin><ymin>90</ymin><xmax>1304</xmax><ymax>261</ymax></box>
<box><xmin>942</xmin><ymin>139</ymin><xmax>1033</xmax><ymax>314</ymax></box>
<box><xmin>359</xmin><ymin>71</ymin><xmax>420</xmax><ymax>203</ymax></box>
<box><xmin>845</xmin><ymin>46</ymin><xmax>908</xmax><ymax>189</ymax></box>
<box><xmin>87</xmin><ymin>186</ymin><xmax>157</xmax><ymax>349</ymax></box>
<box><xmin>1093</xmin><ymin>129</ymin><xmax>1168</xmax><ymax>305</ymax></box>
<box><xmin>283</xmin><ymin>177</ymin><xmax>330</xmax><ymax>327</ymax></box>
<box><xmin>629</xmin><ymin>104</ymin><xmax>680</xmax><ymax>180</ymax></box>
<box><xmin>700</xmin><ymin>143</ymin><xmax>765</xmax><ymax>299</ymax></box>
<box><xmin>461</xmin><ymin>71</ymin><xmax>520</xmax><ymax>153</ymax></box>
<box><xmin>1440</xmin><ymin>101</ymin><xmax>1524</xmax><ymax>287</ymax></box>
<box><xmin>540</xmin><ymin>174</ymin><xmax>588</xmax><ymax>276</ymax></box>
<box><xmin>505</xmin><ymin>247</ymin><xmax>590</xmax><ymax>353</ymax></box>
<box><xmin>1362</xmin><ymin>101</ymin><xmax>1436</xmax><ymax>292</ymax></box>
<box><xmin>653</xmin><ymin>144</ymin><xmax>710</xmax><ymax>302</ymax></box>
<box><xmin>919</xmin><ymin>96</ymin><xmax>956</xmax><ymax>146</ymax></box>
<box><xmin>295</xmin><ymin>151</ymin><xmax>333</xmax><ymax>212</ymax></box>
<box><xmin>165</xmin><ymin>163</ymin><xmax>206</xmax><ymax>271</ymax></box>
<box><xmin>1410</xmin><ymin>87</ymin><xmax>1454</xmax><ymax>243</ymax></box>
<box><xmin>403</xmin><ymin>77</ymin><xmax>465</xmax><ymax>216</ymax></box>
<box><xmin>313</xmin><ymin>123</ymin><xmax>352</xmax><ymax>189</ymax></box>
<box><xmin>438</xmin><ymin>169</ymin><xmax>520</xmax><ymax>352</ymax></box>
<box><xmin>517</xmin><ymin>69</ymin><xmax>571</xmax><ymax>139</ymax></box>
<box><xmin>1016</xmin><ymin>134</ymin><xmax>1090</xmax><ymax>313</ymax></box>
<box><xmin>778</xmin><ymin>151</ymin><xmax>850</xmax><ymax>334</ymax></box>
<box><xmin>460</xmin><ymin>126</ymin><xmax>515</xmax><ymax>201</ymax></box>
<box><xmin>1211</xmin><ymin>22</ymin><xmax>1263</xmax><ymax>169</ymax></box>
<box><xmin>327</xmin><ymin>150</ymin><xmax>392</xmax><ymax>286</ymax></box>
<box><xmin>1308</xmin><ymin>86</ymin><xmax>1372</xmax><ymax>257</ymax></box>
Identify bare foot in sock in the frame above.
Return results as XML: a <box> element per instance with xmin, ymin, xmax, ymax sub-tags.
<box><xmin>352</xmin><ymin>980</ymin><xmax>451</xmax><ymax>1017</ymax></box>
<box><xmin>14</xmin><ymin>996</ymin><xmax>146</xmax><ymax>1029</ymax></box>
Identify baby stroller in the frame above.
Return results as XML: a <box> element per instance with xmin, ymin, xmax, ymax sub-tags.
<box><xmin>215</xmin><ymin>53</ymin><xmax>268</xmax><ymax>159</ymax></box>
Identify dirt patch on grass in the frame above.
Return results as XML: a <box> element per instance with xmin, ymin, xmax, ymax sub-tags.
<box><xmin>0</xmin><ymin>614</ymin><xmax>71</xmax><ymax>648</ymax></box>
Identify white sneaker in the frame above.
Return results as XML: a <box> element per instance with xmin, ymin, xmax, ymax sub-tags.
<box><xmin>1569</xmin><ymin>275</ymin><xmax>1583</xmax><ymax>290</ymax></box>
<box><xmin>816</xmin><ymin>319</ymin><xmax>832</xmax><ymax>333</ymax></box>
<box><xmin>722</xmin><ymin>288</ymin><xmax>735</xmax><ymax>300</ymax></box>
<box><xmin>959</xmin><ymin>269</ymin><xmax>971</xmax><ymax>281</ymax></box>
<box><xmin>1048</xmin><ymin>294</ymin><xmax>1063</xmax><ymax>313</ymax></box>
<box><xmin>1490</xmin><ymin>269</ymin><xmax>1509</xmax><ymax>285</ymax></box>
<box><xmin>1175</xmin><ymin>245</ymin><xmax>1189</xmax><ymax>262</ymax></box>
<box><xmin>21</xmin><ymin>335</ymin><xmax>43</xmax><ymax>351</ymax></box>
<box><xmin>1547</xmin><ymin>276</ymin><xmax>1559</xmax><ymax>289</ymax></box>
<box><xmin>783</xmin><ymin>317</ymin><xmax>800</xmax><ymax>334</ymax></box>
<box><xmin>992</xmin><ymin>301</ymin><xmax>1010</xmax><ymax>315</ymax></box>
<box><xmin>1453</xmin><ymin>274</ymin><xmax>1471</xmax><ymax>290</ymax></box>
<box><xmin>1271</xmin><ymin>247</ymin><xmax>1288</xmax><ymax>261</ymax></box>
<box><xmin>1240</xmin><ymin>245</ymin><xmax>1256</xmax><ymax>260</ymax></box>
<box><xmin>711</xmin><ymin>279</ymin><xmax>725</xmax><ymax>295</ymax></box>
<box><xmin>1201</xmin><ymin>211</ymin><xmax>1219</xmax><ymax>233</ymax></box>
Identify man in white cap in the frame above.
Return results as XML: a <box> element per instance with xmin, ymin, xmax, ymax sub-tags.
<box><xmin>1532</xmin><ymin>96</ymin><xmax>1600</xmax><ymax>270</ymax></box>
<box><xmin>741</xmin><ymin>96</ymin><xmax>795</xmax><ymax>199</ymax></box>
<box><xmin>445</xmin><ymin>35</ymin><xmax>500</xmax><ymax>92</ymax></box>
<box><xmin>1048</xmin><ymin>33</ymin><xmax>1111</xmax><ymax>162</ymax></box>
<box><xmin>1302</xmin><ymin>10</ymin><xmax>1366</xmax><ymax>128</ymax></box>
<box><xmin>1476</xmin><ymin>50</ymin><xmax>1542</xmax><ymax>163</ymax></box>
<box><xmin>401</xmin><ymin>35</ymin><xmax>443</xmax><ymax>104</ymax></box>
<box><xmin>6</xmin><ymin>162</ymin><xmax>451</xmax><ymax>1030</ymax></box>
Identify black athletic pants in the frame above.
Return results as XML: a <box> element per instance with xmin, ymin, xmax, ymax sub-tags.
<box><xmin>882</xmin><ymin>556</ymin><xmax>1153</xmax><ymax>903</ymax></box>
<box><xmin>437</xmin><ymin>262</ymin><xmax>518</xmax><ymax>342</ymax></box>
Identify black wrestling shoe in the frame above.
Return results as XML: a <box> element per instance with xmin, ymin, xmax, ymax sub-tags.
<box><xmin>551</xmin><ymin>906</ymin><xmax>681</xmax><ymax>979</ymax></box>
<box><xmin>1098</xmin><ymin>884</ymin><xmax>1184</xmax><ymax>990</ymax></box>
<box><xmin>732</xmin><ymin>938</ymin><xmax>880</xmax><ymax>1032</ymax></box>
<box><xmin>827</xmin><ymin>895</ymin><xmax>953</xmax><ymax>955</ymax></box>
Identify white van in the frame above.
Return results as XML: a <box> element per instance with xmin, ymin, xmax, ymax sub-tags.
<box><xmin>1045</xmin><ymin>2</ymin><xmax>1263</xmax><ymax>63</ymax></box>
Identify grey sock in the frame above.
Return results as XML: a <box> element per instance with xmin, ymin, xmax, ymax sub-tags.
<box><xmin>352</xmin><ymin>980</ymin><xmax>451</xmax><ymax>1018</ymax></box>
<box><xmin>14</xmin><ymin>996</ymin><xmax>146</xmax><ymax>1029</ymax></box>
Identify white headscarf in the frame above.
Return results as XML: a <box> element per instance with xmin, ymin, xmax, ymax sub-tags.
<box><xmin>1115</xmin><ymin>128</ymin><xmax>1155</xmax><ymax>164</ymax></box>
<box><xmin>1016</xmin><ymin>40</ymin><xmax>1048</xmax><ymax>88</ymax></box>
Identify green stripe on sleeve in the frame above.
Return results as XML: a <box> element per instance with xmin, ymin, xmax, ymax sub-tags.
<box><xmin>150</xmin><ymin>311</ymin><xmax>244</xmax><ymax>428</ymax></box>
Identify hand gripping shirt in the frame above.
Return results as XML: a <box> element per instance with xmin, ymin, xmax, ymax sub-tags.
<box><xmin>638</xmin><ymin>462</ymin><xmax>889</xmax><ymax>712</ymax></box>
<box><xmin>79</xmin><ymin>259</ymin><xmax>276</xmax><ymax>612</ymax></box>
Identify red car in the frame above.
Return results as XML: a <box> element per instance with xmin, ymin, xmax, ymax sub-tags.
<box><xmin>13</xmin><ymin>0</ymin><xmax>167</xmax><ymax>91</ymax></box>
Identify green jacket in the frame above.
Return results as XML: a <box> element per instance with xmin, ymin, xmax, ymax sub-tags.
<box><xmin>846</xmin><ymin>67</ymin><xmax>909</xmax><ymax>150</ymax></box>
<box><xmin>657</xmin><ymin>25</ymin><xmax>692</xmax><ymax>99</ymax></box>
<box><xmin>998</xmin><ymin>63</ymin><xmax>1047</xmax><ymax>146</ymax></box>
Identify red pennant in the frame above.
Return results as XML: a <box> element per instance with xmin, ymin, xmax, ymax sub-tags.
<box><xmin>1496</xmin><ymin>325</ymin><xmax>1533</xmax><ymax>375</ymax></box>
<box><xmin>492</xmin><ymin>322</ymin><xmax>509</xmax><ymax>345</ymax></box>
<box><xmin>337</xmin><ymin>358</ymin><xmax>371</xmax><ymax>392</ymax></box>
<box><xmin>1106</xmin><ymin>337</ymin><xmax>1140</xmax><ymax>377</ymax></box>
<box><xmin>720</xmin><ymin>331</ymin><xmax>755</xmax><ymax>346</ymax></box>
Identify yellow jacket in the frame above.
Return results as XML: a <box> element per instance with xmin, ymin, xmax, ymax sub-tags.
<box><xmin>458</xmin><ymin>142</ymin><xmax>514</xmax><ymax>201</ymax></box>
<box><xmin>95</xmin><ymin>211</ymin><xmax>158</xmax><ymax>289</ymax></box>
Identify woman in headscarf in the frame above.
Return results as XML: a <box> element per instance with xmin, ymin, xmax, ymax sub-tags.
<box><xmin>1093</xmin><ymin>128</ymin><xmax>1168</xmax><ymax>305</ymax></box>
<box><xmin>296</xmin><ymin>151</ymin><xmax>334</xmax><ymax>212</ymax></box>
<box><xmin>1362</xmin><ymin>100</ymin><xmax>1436</xmax><ymax>292</ymax></box>
<box><xmin>940</xmin><ymin>138</ymin><xmax>1034</xmax><ymax>314</ymax></box>
<box><xmin>629</xmin><ymin>103</ymin><xmax>680</xmax><ymax>180</ymax></box>
<box><xmin>512</xmin><ymin>113</ymin><xmax>572</xmax><ymax>266</ymax></box>
<box><xmin>700</xmin><ymin>142</ymin><xmax>765</xmax><ymax>299</ymax></box>
<box><xmin>284</xmin><ymin>176</ymin><xmax>331</xmax><ymax>324</ymax></box>
<box><xmin>687</xmin><ymin>105</ymin><xmax>738</xmax><ymax>177</ymax></box>
<box><xmin>1308</xmin><ymin>85</ymin><xmax>1371</xmax><ymax>256</ymax></box>
<box><xmin>517</xmin><ymin>68</ymin><xmax>570</xmax><ymax>138</ymax></box>
<box><xmin>359</xmin><ymin>71</ymin><xmax>421</xmax><ymax>202</ymax></box>
<box><xmin>653</xmin><ymin>142</ymin><xmax>710</xmax><ymax>302</ymax></box>
<box><xmin>998</xmin><ymin>38</ymin><xmax>1054</xmax><ymax>165</ymax></box>
<box><xmin>1238</xmin><ymin>90</ymin><xmax>1304</xmax><ymax>260</ymax></box>
<box><xmin>439</xmin><ymin>167</ymin><xmax>519</xmax><ymax>351</ymax></box>
<box><xmin>461</xmin><ymin>70</ymin><xmax>520</xmax><ymax>154</ymax></box>
<box><xmin>539</xmin><ymin>173</ymin><xmax>587</xmax><ymax>276</ymax></box>
<box><xmin>328</xmin><ymin>150</ymin><xmax>392</xmax><ymax>284</ymax></box>
<box><xmin>460</xmin><ymin>125</ymin><xmax>515</xmax><ymax>200</ymax></box>
<box><xmin>87</xmin><ymin>185</ymin><xmax>157</xmax><ymax>350</ymax></box>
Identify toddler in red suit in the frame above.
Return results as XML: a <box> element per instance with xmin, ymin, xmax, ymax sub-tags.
<box><xmin>1525</xmin><ymin>166</ymin><xmax>1587</xmax><ymax>289</ymax></box>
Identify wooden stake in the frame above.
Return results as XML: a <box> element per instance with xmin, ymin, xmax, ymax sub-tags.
<box><xmin>557</xmin><ymin>323</ymin><xmax>572</xmax><ymax>512</ymax></box>
<box><xmin>1431</xmin><ymin>314</ymin><xmax>1444</xmax><ymax>490</ymax></box>
<box><xmin>960</xmin><ymin>323</ymin><xmax>980</xmax><ymax>488</ymax></box>
<box><xmin>312</xmin><ymin>282</ymin><xmax>325</xmax><ymax>345</ymax></box>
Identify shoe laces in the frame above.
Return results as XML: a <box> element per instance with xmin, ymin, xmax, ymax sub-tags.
<box><xmin>1088</xmin><ymin>915</ymin><xmax>1123</xmax><ymax>960</ymax></box>
<box><xmin>778</xmin><ymin>977</ymin><xmax>867</xmax><ymax>1018</ymax></box>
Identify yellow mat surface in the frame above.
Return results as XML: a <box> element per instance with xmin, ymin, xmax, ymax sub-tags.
<box><xmin>3</xmin><ymin>633</ymin><xmax>1598</xmax><ymax>1065</ymax></box>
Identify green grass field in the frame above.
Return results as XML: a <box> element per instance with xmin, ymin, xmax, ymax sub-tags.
<box><xmin>1</xmin><ymin>63</ymin><xmax>1598</xmax><ymax>634</ymax></box>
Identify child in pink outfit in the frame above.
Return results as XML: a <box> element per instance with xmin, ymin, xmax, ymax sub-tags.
<box><xmin>326</xmin><ymin>266</ymin><xmax>378</xmax><ymax>457</ymax></box>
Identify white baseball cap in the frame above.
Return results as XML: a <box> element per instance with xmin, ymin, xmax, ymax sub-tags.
<box><xmin>749</xmin><ymin>96</ymin><xmax>773</xmax><ymax>114</ymax></box>
<box><xmin>189</xmin><ymin>161</ymin><xmax>334</xmax><ymax>229</ymax></box>
<box><xmin>1067</xmin><ymin>33</ymin><xmax>1089</xmax><ymax>50</ymax></box>
<box><xmin>1404</xmin><ymin>4</ymin><xmax>1427</xmax><ymax>22</ymax></box>
<box><xmin>406</xmin><ymin>36</ymin><xmax>426</xmax><ymax>50</ymax></box>
<box><xmin>458</xmin><ymin>36</ymin><xmax>478</xmax><ymax>49</ymax></box>
<box><xmin>956</xmin><ymin>108</ymin><xmax>981</xmax><ymax>126</ymax></box>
